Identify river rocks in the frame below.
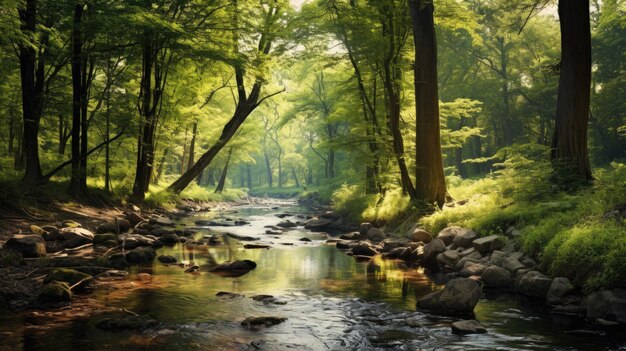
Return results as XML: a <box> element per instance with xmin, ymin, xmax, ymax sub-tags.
<box><xmin>340</xmin><ymin>232</ymin><xmax>363</xmax><ymax>241</ymax></box>
<box><xmin>516</xmin><ymin>270</ymin><xmax>553</xmax><ymax>298</ymax></box>
<box><xmin>151</xmin><ymin>217</ymin><xmax>175</xmax><ymax>227</ymax></box>
<box><xmin>158</xmin><ymin>255</ymin><xmax>177</xmax><ymax>264</ymax></box>
<box><xmin>585</xmin><ymin>289</ymin><xmax>626</xmax><ymax>325</ymax></box>
<box><xmin>472</xmin><ymin>235</ymin><xmax>505</xmax><ymax>254</ymax></box>
<box><xmin>96</xmin><ymin>218</ymin><xmax>131</xmax><ymax>234</ymax></box>
<box><xmin>304</xmin><ymin>218</ymin><xmax>333</xmax><ymax>231</ymax></box>
<box><xmin>423</xmin><ymin>239</ymin><xmax>446</xmax><ymax>270</ymax></box>
<box><xmin>37</xmin><ymin>281</ymin><xmax>72</xmax><ymax>304</ymax></box>
<box><xmin>437</xmin><ymin>226</ymin><xmax>472</xmax><ymax>246</ymax></box>
<box><xmin>60</xmin><ymin>220</ymin><xmax>81</xmax><ymax>228</ymax></box>
<box><xmin>546</xmin><ymin>277</ymin><xmax>575</xmax><ymax>306</ymax></box>
<box><xmin>125</xmin><ymin>212</ymin><xmax>146</xmax><ymax>226</ymax></box>
<box><xmin>502</xmin><ymin>257</ymin><xmax>525</xmax><ymax>273</ymax></box>
<box><xmin>366</xmin><ymin>228</ymin><xmax>385</xmax><ymax>242</ymax></box>
<box><xmin>4</xmin><ymin>235</ymin><xmax>46</xmax><ymax>258</ymax></box>
<box><xmin>96</xmin><ymin>315</ymin><xmax>159</xmax><ymax>330</ymax></box>
<box><xmin>416</xmin><ymin>278</ymin><xmax>482</xmax><ymax>316</ymax></box>
<box><xmin>488</xmin><ymin>250</ymin><xmax>507</xmax><ymax>266</ymax></box>
<box><xmin>277</xmin><ymin>220</ymin><xmax>297</xmax><ymax>228</ymax></box>
<box><xmin>58</xmin><ymin>227</ymin><xmax>94</xmax><ymax>248</ymax></box>
<box><xmin>150</xmin><ymin>227</ymin><xmax>174</xmax><ymax>237</ymax></box>
<box><xmin>351</xmin><ymin>242</ymin><xmax>379</xmax><ymax>257</ymax></box>
<box><xmin>216</xmin><ymin>291</ymin><xmax>244</xmax><ymax>298</ymax></box>
<box><xmin>125</xmin><ymin>247</ymin><xmax>156</xmax><ymax>264</ymax></box>
<box><xmin>107</xmin><ymin>253</ymin><xmax>129</xmax><ymax>269</ymax></box>
<box><xmin>241</xmin><ymin>316</ymin><xmax>287</xmax><ymax>330</ymax></box>
<box><xmin>459</xmin><ymin>247</ymin><xmax>482</xmax><ymax>260</ymax></box>
<box><xmin>210</xmin><ymin>260</ymin><xmax>257</xmax><ymax>277</ymax></box>
<box><xmin>380</xmin><ymin>238</ymin><xmax>409</xmax><ymax>252</ymax></box>
<box><xmin>410</xmin><ymin>228</ymin><xmax>433</xmax><ymax>244</ymax></box>
<box><xmin>226</xmin><ymin>233</ymin><xmax>258</xmax><ymax>241</ymax></box>
<box><xmin>251</xmin><ymin>295</ymin><xmax>287</xmax><ymax>305</ymax></box>
<box><xmin>481</xmin><ymin>265</ymin><xmax>513</xmax><ymax>289</ymax></box>
<box><xmin>436</xmin><ymin>250</ymin><xmax>460</xmax><ymax>267</ymax></box>
<box><xmin>382</xmin><ymin>247</ymin><xmax>410</xmax><ymax>260</ymax></box>
<box><xmin>451</xmin><ymin>320</ymin><xmax>487</xmax><ymax>334</ymax></box>
<box><xmin>44</xmin><ymin>268</ymin><xmax>93</xmax><ymax>289</ymax></box>
<box><xmin>244</xmin><ymin>243</ymin><xmax>271</xmax><ymax>249</ymax></box>
<box><xmin>160</xmin><ymin>233</ymin><xmax>180</xmax><ymax>245</ymax></box>
<box><xmin>458</xmin><ymin>262</ymin><xmax>487</xmax><ymax>277</ymax></box>
<box><xmin>452</xmin><ymin>230</ymin><xmax>478</xmax><ymax>248</ymax></box>
<box><xmin>93</xmin><ymin>234</ymin><xmax>118</xmax><ymax>247</ymax></box>
<box><xmin>359</xmin><ymin>223</ymin><xmax>374</xmax><ymax>236</ymax></box>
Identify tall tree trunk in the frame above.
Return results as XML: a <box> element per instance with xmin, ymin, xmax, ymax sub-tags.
<box><xmin>409</xmin><ymin>0</ymin><xmax>447</xmax><ymax>207</ymax></box>
<box><xmin>187</xmin><ymin>121</ymin><xmax>197</xmax><ymax>171</ymax></box>
<box><xmin>104</xmin><ymin>87</ymin><xmax>112</xmax><ymax>192</ymax></box>
<box><xmin>246</xmin><ymin>164</ymin><xmax>252</xmax><ymax>189</ymax></box>
<box><xmin>69</xmin><ymin>3</ymin><xmax>83</xmax><ymax>196</ymax></box>
<box><xmin>327</xmin><ymin>150</ymin><xmax>335</xmax><ymax>178</ymax></box>
<box><xmin>207</xmin><ymin>168</ymin><xmax>215</xmax><ymax>186</ymax></box>
<box><xmin>551</xmin><ymin>0</ymin><xmax>593</xmax><ymax>181</ymax></box>
<box><xmin>264</xmin><ymin>149</ymin><xmax>273</xmax><ymax>188</ymax></box>
<box><xmin>18</xmin><ymin>0</ymin><xmax>43</xmax><ymax>188</ymax></box>
<box><xmin>291</xmin><ymin>167</ymin><xmax>300</xmax><ymax>187</ymax></box>
<box><xmin>214</xmin><ymin>149</ymin><xmax>233</xmax><ymax>193</ymax></box>
<box><xmin>154</xmin><ymin>148</ymin><xmax>168</xmax><ymax>185</ymax></box>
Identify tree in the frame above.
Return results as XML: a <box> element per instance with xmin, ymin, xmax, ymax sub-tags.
<box><xmin>409</xmin><ymin>0</ymin><xmax>447</xmax><ymax>207</ymax></box>
<box><xmin>551</xmin><ymin>0</ymin><xmax>593</xmax><ymax>182</ymax></box>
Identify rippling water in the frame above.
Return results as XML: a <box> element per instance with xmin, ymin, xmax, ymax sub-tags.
<box><xmin>1</xmin><ymin>202</ymin><xmax>625</xmax><ymax>351</ymax></box>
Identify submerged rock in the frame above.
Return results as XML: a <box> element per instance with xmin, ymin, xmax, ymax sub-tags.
<box><xmin>241</xmin><ymin>316</ymin><xmax>287</xmax><ymax>330</ymax></box>
<box><xmin>96</xmin><ymin>315</ymin><xmax>159</xmax><ymax>330</ymax></box>
<box><xmin>125</xmin><ymin>247</ymin><xmax>156</xmax><ymax>264</ymax></box>
<box><xmin>158</xmin><ymin>255</ymin><xmax>177</xmax><ymax>264</ymax></box>
<box><xmin>216</xmin><ymin>291</ymin><xmax>244</xmax><ymax>298</ymax></box>
<box><xmin>44</xmin><ymin>268</ymin><xmax>92</xmax><ymax>289</ymax></box>
<box><xmin>210</xmin><ymin>260</ymin><xmax>257</xmax><ymax>277</ymax></box>
<box><xmin>37</xmin><ymin>281</ymin><xmax>72</xmax><ymax>304</ymax></box>
<box><xmin>244</xmin><ymin>243</ymin><xmax>271</xmax><ymax>249</ymax></box>
<box><xmin>451</xmin><ymin>320</ymin><xmax>487</xmax><ymax>334</ymax></box>
<box><xmin>585</xmin><ymin>289</ymin><xmax>626</xmax><ymax>325</ymax></box>
<box><xmin>4</xmin><ymin>235</ymin><xmax>46</xmax><ymax>258</ymax></box>
<box><xmin>416</xmin><ymin>278</ymin><xmax>482</xmax><ymax>316</ymax></box>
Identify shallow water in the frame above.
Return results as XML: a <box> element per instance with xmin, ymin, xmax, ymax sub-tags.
<box><xmin>1</xmin><ymin>201</ymin><xmax>625</xmax><ymax>351</ymax></box>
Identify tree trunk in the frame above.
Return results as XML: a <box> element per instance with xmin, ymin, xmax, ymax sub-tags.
<box><xmin>214</xmin><ymin>149</ymin><xmax>233</xmax><ymax>193</ymax></box>
<box><xmin>246</xmin><ymin>164</ymin><xmax>252</xmax><ymax>189</ymax></box>
<box><xmin>409</xmin><ymin>0</ymin><xmax>447</xmax><ymax>207</ymax></box>
<box><xmin>187</xmin><ymin>121</ymin><xmax>197</xmax><ymax>171</ymax></box>
<box><xmin>104</xmin><ymin>87</ymin><xmax>112</xmax><ymax>192</ymax></box>
<box><xmin>291</xmin><ymin>167</ymin><xmax>300</xmax><ymax>187</ymax></box>
<box><xmin>327</xmin><ymin>150</ymin><xmax>335</xmax><ymax>178</ymax></box>
<box><xmin>551</xmin><ymin>0</ymin><xmax>593</xmax><ymax>181</ymax></box>
<box><xmin>18</xmin><ymin>0</ymin><xmax>43</xmax><ymax>188</ymax></box>
<box><xmin>69</xmin><ymin>3</ymin><xmax>84</xmax><ymax>196</ymax></box>
<box><xmin>264</xmin><ymin>149</ymin><xmax>273</xmax><ymax>188</ymax></box>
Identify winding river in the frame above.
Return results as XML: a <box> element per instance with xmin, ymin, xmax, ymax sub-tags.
<box><xmin>1</xmin><ymin>200</ymin><xmax>624</xmax><ymax>350</ymax></box>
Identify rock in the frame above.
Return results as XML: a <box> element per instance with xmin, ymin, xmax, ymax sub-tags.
<box><xmin>335</xmin><ymin>241</ymin><xmax>352</xmax><ymax>250</ymax></box>
<box><xmin>41</xmin><ymin>225</ymin><xmax>60</xmax><ymax>240</ymax></box>
<box><xmin>251</xmin><ymin>295</ymin><xmax>287</xmax><ymax>305</ymax></box>
<box><xmin>516</xmin><ymin>270</ymin><xmax>553</xmax><ymax>298</ymax></box>
<box><xmin>454</xmin><ymin>257</ymin><xmax>480</xmax><ymax>272</ymax></box>
<box><xmin>96</xmin><ymin>315</ymin><xmax>159</xmax><ymax>330</ymax></box>
<box><xmin>210</xmin><ymin>260</ymin><xmax>257</xmax><ymax>277</ymax></box>
<box><xmin>158</xmin><ymin>255</ymin><xmax>177</xmax><ymax>264</ymax></box>
<box><xmin>61</xmin><ymin>220</ymin><xmax>81</xmax><ymax>228</ymax></box>
<box><xmin>125</xmin><ymin>212</ymin><xmax>146</xmax><ymax>226</ymax></box>
<box><xmin>226</xmin><ymin>233</ymin><xmax>258</xmax><ymax>241</ymax></box>
<box><xmin>502</xmin><ymin>257</ymin><xmax>525</xmax><ymax>273</ymax></box>
<box><xmin>481</xmin><ymin>265</ymin><xmax>513</xmax><ymax>289</ymax></box>
<box><xmin>153</xmin><ymin>217</ymin><xmax>175</xmax><ymax>227</ymax></box>
<box><xmin>410</xmin><ymin>228</ymin><xmax>433</xmax><ymax>244</ymax></box>
<box><xmin>216</xmin><ymin>291</ymin><xmax>244</xmax><ymax>298</ymax></box>
<box><xmin>351</xmin><ymin>242</ymin><xmax>379</xmax><ymax>257</ymax></box>
<box><xmin>436</xmin><ymin>250</ymin><xmax>460</xmax><ymax>267</ymax></box>
<box><xmin>452</xmin><ymin>230</ymin><xmax>478</xmax><ymax>248</ymax></box>
<box><xmin>93</xmin><ymin>234</ymin><xmax>118</xmax><ymax>247</ymax></box>
<box><xmin>382</xmin><ymin>247</ymin><xmax>408</xmax><ymax>260</ymax></box>
<box><xmin>277</xmin><ymin>221</ymin><xmax>297</xmax><ymax>228</ymax></box>
<box><xmin>29</xmin><ymin>225</ymin><xmax>46</xmax><ymax>236</ymax></box>
<box><xmin>521</xmin><ymin>257</ymin><xmax>537</xmax><ymax>268</ymax></box>
<box><xmin>459</xmin><ymin>247</ymin><xmax>481</xmax><ymax>260</ymax></box>
<box><xmin>241</xmin><ymin>316</ymin><xmax>287</xmax><ymax>329</ymax></box>
<box><xmin>44</xmin><ymin>268</ymin><xmax>92</xmax><ymax>289</ymax></box>
<box><xmin>304</xmin><ymin>218</ymin><xmax>333</xmax><ymax>231</ymax></box>
<box><xmin>489</xmin><ymin>250</ymin><xmax>507</xmax><ymax>266</ymax></box>
<box><xmin>451</xmin><ymin>320</ymin><xmax>487</xmax><ymax>334</ymax></box>
<box><xmin>4</xmin><ymin>235</ymin><xmax>46</xmax><ymax>258</ymax></box>
<box><xmin>437</xmin><ymin>226</ymin><xmax>473</xmax><ymax>246</ymax></box>
<box><xmin>125</xmin><ymin>247</ymin><xmax>156</xmax><ymax>264</ymax></box>
<box><xmin>185</xmin><ymin>265</ymin><xmax>200</xmax><ymax>273</ymax></box>
<box><xmin>37</xmin><ymin>281</ymin><xmax>72</xmax><ymax>304</ymax></box>
<box><xmin>160</xmin><ymin>233</ymin><xmax>180</xmax><ymax>245</ymax></box>
<box><xmin>150</xmin><ymin>227</ymin><xmax>173</xmax><ymax>237</ymax></box>
<box><xmin>244</xmin><ymin>243</ymin><xmax>271</xmax><ymax>249</ymax></box>
<box><xmin>340</xmin><ymin>232</ymin><xmax>364</xmax><ymax>241</ymax></box>
<box><xmin>359</xmin><ymin>223</ymin><xmax>374</xmax><ymax>236</ymax></box>
<box><xmin>585</xmin><ymin>289</ymin><xmax>626</xmax><ymax>324</ymax></box>
<box><xmin>416</xmin><ymin>278</ymin><xmax>482</xmax><ymax>316</ymax></box>
<box><xmin>0</xmin><ymin>248</ymin><xmax>24</xmax><ymax>267</ymax></box>
<box><xmin>552</xmin><ymin>304</ymin><xmax>587</xmax><ymax>317</ymax></box>
<box><xmin>97</xmin><ymin>270</ymin><xmax>128</xmax><ymax>279</ymax></box>
<box><xmin>472</xmin><ymin>235</ymin><xmax>505</xmax><ymax>254</ymax></box>
<box><xmin>379</xmin><ymin>238</ymin><xmax>409</xmax><ymax>252</ymax></box>
<box><xmin>458</xmin><ymin>262</ymin><xmax>487</xmax><ymax>277</ymax></box>
<box><xmin>96</xmin><ymin>218</ymin><xmax>131</xmax><ymax>234</ymax></box>
<box><xmin>299</xmin><ymin>237</ymin><xmax>312</xmax><ymax>242</ymax></box>
<box><xmin>423</xmin><ymin>239</ymin><xmax>446</xmax><ymax>270</ymax></box>
<box><xmin>547</xmin><ymin>277</ymin><xmax>575</xmax><ymax>306</ymax></box>
<box><xmin>58</xmin><ymin>227</ymin><xmax>94</xmax><ymax>248</ymax></box>
<box><xmin>107</xmin><ymin>253</ymin><xmax>128</xmax><ymax>269</ymax></box>
<box><xmin>366</xmin><ymin>228</ymin><xmax>385</xmax><ymax>242</ymax></box>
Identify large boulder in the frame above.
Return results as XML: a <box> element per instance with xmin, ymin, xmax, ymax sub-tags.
<box><xmin>304</xmin><ymin>218</ymin><xmax>334</xmax><ymax>231</ymax></box>
<box><xmin>125</xmin><ymin>212</ymin><xmax>146</xmax><ymax>226</ymax></box>
<box><xmin>546</xmin><ymin>277</ymin><xmax>575</xmax><ymax>306</ymax></box>
<box><xmin>125</xmin><ymin>247</ymin><xmax>156</xmax><ymax>264</ymax></box>
<box><xmin>458</xmin><ymin>262</ymin><xmax>487</xmax><ymax>277</ymax></box>
<box><xmin>4</xmin><ymin>235</ymin><xmax>46</xmax><ymax>258</ymax></box>
<box><xmin>502</xmin><ymin>257</ymin><xmax>525</xmax><ymax>273</ymax></box>
<box><xmin>423</xmin><ymin>239</ymin><xmax>446</xmax><ymax>270</ymax></box>
<box><xmin>416</xmin><ymin>278</ymin><xmax>482</xmax><ymax>316</ymax></box>
<box><xmin>472</xmin><ymin>235</ymin><xmax>505</xmax><ymax>254</ymax></box>
<box><xmin>452</xmin><ymin>230</ymin><xmax>478</xmax><ymax>248</ymax></box>
<box><xmin>351</xmin><ymin>242</ymin><xmax>379</xmax><ymax>257</ymax></box>
<box><xmin>437</xmin><ymin>226</ymin><xmax>473</xmax><ymax>246</ymax></box>
<box><xmin>366</xmin><ymin>228</ymin><xmax>385</xmax><ymax>242</ymax></box>
<box><xmin>96</xmin><ymin>218</ymin><xmax>131</xmax><ymax>234</ymax></box>
<box><xmin>210</xmin><ymin>260</ymin><xmax>257</xmax><ymax>277</ymax></box>
<box><xmin>481</xmin><ymin>265</ymin><xmax>513</xmax><ymax>289</ymax></box>
<box><xmin>58</xmin><ymin>227</ymin><xmax>94</xmax><ymax>248</ymax></box>
<box><xmin>93</xmin><ymin>234</ymin><xmax>118</xmax><ymax>247</ymax></box>
<box><xmin>585</xmin><ymin>289</ymin><xmax>626</xmax><ymax>325</ymax></box>
<box><xmin>37</xmin><ymin>281</ymin><xmax>72</xmax><ymax>304</ymax></box>
<box><xmin>436</xmin><ymin>250</ymin><xmax>460</xmax><ymax>267</ymax></box>
<box><xmin>515</xmin><ymin>270</ymin><xmax>553</xmax><ymax>298</ymax></box>
<box><xmin>451</xmin><ymin>320</ymin><xmax>487</xmax><ymax>335</ymax></box>
<box><xmin>410</xmin><ymin>228</ymin><xmax>433</xmax><ymax>244</ymax></box>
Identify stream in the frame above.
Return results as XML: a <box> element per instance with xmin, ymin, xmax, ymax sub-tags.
<box><xmin>1</xmin><ymin>200</ymin><xmax>625</xmax><ymax>350</ymax></box>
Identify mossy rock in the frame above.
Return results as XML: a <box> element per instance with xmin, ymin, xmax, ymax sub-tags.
<box><xmin>106</xmin><ymin>253</ymin><xmax>129</xmax><ymax>269</ymax></box>
<box><xmin>44</xmin><ymin>268</ymin><xmax>93</xmax><ymax>288</ymax></box>
<box><xmin>37</xmin><ymin>281</ymin><xmax>72</xmax><ymax>303</ymax></box>
<box><xmin>61</xmin><ymin>220</ymin><xmax>82</xmax><ymax>228</ymax></box>
<box><xmin>0</xmin><ymin>249</ymin><xmax>24</xmax><ymax>267</ymax></box>
<box><xmin>94</xmin><ymin>234</ymin><xmax>118</xmax><ymax>247</ymax></box>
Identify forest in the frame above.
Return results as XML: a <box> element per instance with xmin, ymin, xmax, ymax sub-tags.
<box><xmin>0</xmin><ymin>0</ymin><xmax>624</xmax><ymax>350</ymax></box>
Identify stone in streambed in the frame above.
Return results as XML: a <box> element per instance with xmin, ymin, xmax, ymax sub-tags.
<box><xmin>37</xmin><ymin>281</ymin><xmax>72</xmax><ymax>304</ymax></box>
<box><xmin>481</xmin><ymin>265</ymin><xmax>513</xmax><ymax>289</ymax></box>
<box><xmin>351</xmin><ymin>242</ymin><xmax>378</xmax><ymax>257</ymax></box>
<box><xmin>416</xmin><ymin>278</ymin><xmax>482</xmax><ymax>316</ymax></box>
<box><xmin>216</xmin><ymin>291</ymin><xmax>244</xmax><ymax>298</ymax></box>
<box><xmin>410</xmin><ymin>228</ymin><xmax>433</xmax><ymax>244</ymax></box>
<box><xmin>423</xmin><ymin>239</ymin><xmax>446</xmax><ymax>270</ymax></box>
<box><xmin>94</xmin><ymin>234</ymin><xmax>118</xmax><ymax>247</ymax></box>
<box><xmin>58</xmin><ymin>227</ymin><xmax>94</xmax><ymax>248</ymax></box>
<box><xmin>44</xmin><ymin>268</ymin><xmax>93</xmax><ymax>289</ymax></box>
<box><xmin>96</xmin><ymin>315</ymin><xmax>159</xmax><ymax>330</ymax></box>
<box><xmin>277</xmin><ymin>220</ymin><xmax>297</xmax><ymax>228</ymax></box>
<box><xmin>241</xmin><ymin>316</ymin><xmax>287</xmax><ymax>330</ymax></box>
<box><xmin>158</xmin><ymin>255</ymin><xmax>177</xmax><ymax>264</ymax></box>
<box><xmin>160</xmin><ymin>233</ymin><xmax>180</xmax><ymax>245</ymax></box>
<box><xmin>515</xmin><ymin>270</ymin><xmax>553</xmax><ymax>298</ymax></box>
<box><xmin>210</xmin><ymin>260</ymin><xmax>257</xmax><ymax>277</ymax></box>
<box><xmin>451</xmin><ymin>320</ymin><xmax>487</xmax><ymax>334</ymax></box>
<box><xmin>96</xmin><ymin>218</ymin><xmax>131</xmax><ymax>234</ymax></box>
<box><xmin>244</xmin><ymin>243</ymin><xmax>271</xmax><ymax>249</ymax></box>
<box><xmin>125</xmin><ymin>247</ymin><xmax>156</xmax><ymax>264</ymax></box>
<box><xmin>437</xmin><ymin>226</ymin><xmax>472</xmax><ymax>246</ymax></box>
<box><xmin>4</xmin><ymin>235</ymin><xmax>46</xmax><ymax>258</ymax></box>
<box><xmin>472</xmin><ymin>235</ymin><xmax>505</xmax><ymax>254</ymax></box>
<box><xmin>546</xmin><ymin>277</ymin><xmax>575</xmax><ymax>306</ymax></box>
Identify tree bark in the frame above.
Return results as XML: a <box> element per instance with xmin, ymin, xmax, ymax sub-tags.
<box><xmin>291</xmin><ymin>167</ymin><xmax>300</xmax><ymax>187</ymax></box>
<box><xmin>69</xmin><ymin>3</ymin><xmax>84</xmax><ymax>196</ymax></box>
<box><xmin>246</xmin><ymin>164</ymin><xmax>252</xmax><ymax>189</ymax></box>
<box><xmin>550</xmin><ymin>0</ymin><xmax>593</xmax><ymax>181</ymax></box>
<box><xmin>187</xmin><ymin>121</ymin><xmax>197</xmax><ymax>171</ymax></box>
<box><xmin>214</xmin><ymin>148</ymin><xmax>232</xmax><ymax>193</ymax></box>
<box><xmin>264</xmin><ymin>148</ymin><xmax>273</xmax><ymax>188</ymax></box>
<box><xmin>409</xmin><ymin>0</ymin><xmax>447</xmax><ymax>207</ymax></box>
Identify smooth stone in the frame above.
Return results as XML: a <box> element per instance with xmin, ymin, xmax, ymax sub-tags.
<box><xmin>158</xmin><ymin>255</ymin><xmax>177</xmax><ymax>264</ymax></box>
<box><xmin>515</xmin><ymin>270</ymin><xmax>553</xmax><ymax>298</ymax></box>
<box><xmin>416</xmin><ymin>278</ymin><xmax>482</xmax><ymax>316</ymax></box>
<box><xmin>472</xmin><ymin>235</ymin><xmax>505</xmax><ymax>254</ymax></box>
<box><xmin>423</xmin><ymin>239</ymin><xmax>446</xmax><ymax>270</ymax></box>
<box><xmin>241</xmin><ymin>316</ymin><xmax>287</xmax><ymax>329</ymax></box>
<box><xmin>481</xmin><ymin>265</ymin><xmax>513</xmax><ymax>288</ymax></box>
<box><xmin>437</xmin><ymin>226</ymin><xmax>473</xmax><ymax>246</ymax></box>
<box><xmin>4</xmin><ymin>235</ymin><xmax>46</xmax><ymax>258</ymax></box>
<box><xmin>451</xmin><ymin>320</ymin><xmax>487</xmax><ymax>334</ymax></box>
